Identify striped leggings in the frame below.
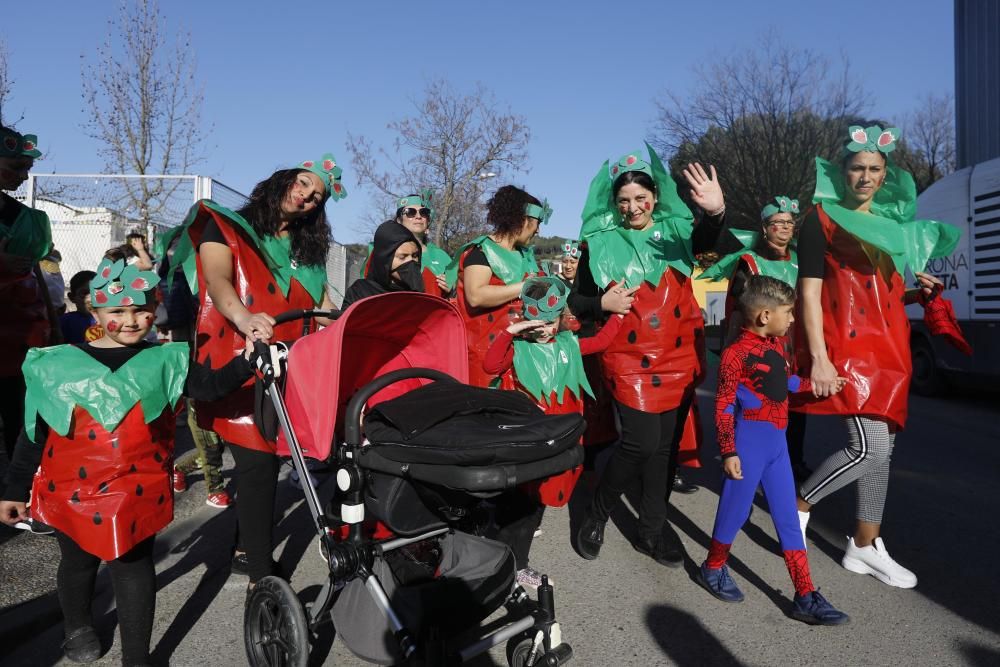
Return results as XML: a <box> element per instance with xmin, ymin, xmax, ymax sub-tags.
<box><xmin>799</xmin><ymin>416</ymin><xmax>896</xmax><ymax>524</ymax></box>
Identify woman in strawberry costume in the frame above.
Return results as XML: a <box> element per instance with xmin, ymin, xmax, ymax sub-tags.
<box><xmin>446</xmin><ymin>185</ymin><xmax>548</xmax><ymax>388</ymax></box>
<box><xmin>0</xmin><ymin>126</ymin><xmax>60</xmax><ymax>470</ymax></box>
<box><xmin>170</xmin><ymin>154</ymin><xmax>345</xmax><ymax>585</ymax></box>
<box><xmin>574</xmin><ymin>145</ymin><xmax>727</xmax><ymax>567</ymax></box>
<box><xmin>793</xmin><ymin>126</ymin><xmax>959</xmax><ymax>589</ymax></box>
<box><xmin>0</xmin><ymin>258</ymin><xmax>254</xmax><ymax>665</ymax></box>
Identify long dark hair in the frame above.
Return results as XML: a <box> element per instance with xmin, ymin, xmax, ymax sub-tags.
<box><xmin>236</xmin><ymin>168</ymin><xmax>331</xmax><ymax>267</ymax></box>
<box><xmin>486</xmin><ymin>185</ymin><xmax>541</xmax><ymax>238</ymax></box>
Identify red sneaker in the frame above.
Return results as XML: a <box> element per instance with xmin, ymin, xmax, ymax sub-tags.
<box><xmin>172</xmin><ymin>468</ymin><xmax>187</xmax><ymax>493</ymax></box>
<box><xmin>206</xmin><ymin>490</ymin><xmax>231</xmax><ymax>508</ymax></box>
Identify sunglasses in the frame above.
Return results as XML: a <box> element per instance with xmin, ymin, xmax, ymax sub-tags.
<box><xmin>403</xmin><ymin>207</ymin><xmax>431</xmax><ymax>219</ymax></box>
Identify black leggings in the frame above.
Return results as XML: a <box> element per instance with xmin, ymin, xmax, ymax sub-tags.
<box><xmin>786</xmin><ymin>411</ymin><xmax>808</xmax><ymax>467</ymax></box>
<box><xmin>55</xmin><ymin>532</ymin><xmax>155</xmax><ymax>666</ymax></box>
<box><xmin>592</xmin><ymin>397</ymin><xmax>690</xmax><ymax>539</ymax></box>
<box><xmin>489</xmin><ymin>491</ymin><xmax>545</xmax><ymax>570</ymax></box>
<box><xmin>230</xmin><ymin>443</ymin><xmax>280</xmax><ymax>582</ymax></box>
<box><xmin>0</xmin><ymin>372</ymin><xmax>26</xmax><ymax>465</ymax></box>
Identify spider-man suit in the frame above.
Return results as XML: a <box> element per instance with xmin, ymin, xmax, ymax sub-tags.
<box><xmin>706</xmin><ymin>329</ymin><xmax>816</xmax><ymax>596</ymax></box>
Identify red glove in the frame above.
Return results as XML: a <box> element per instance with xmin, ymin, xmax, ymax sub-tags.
<box><xmin>920</xmin><ymin>287</ymin><xmax>972</xmax><ymax>356</ymax></box>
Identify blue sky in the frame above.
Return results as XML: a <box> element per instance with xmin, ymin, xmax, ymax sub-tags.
<box><xmin>3</xmin><ymin>0</ymin><xmax>953</xmax><ymax>243</ymax></box>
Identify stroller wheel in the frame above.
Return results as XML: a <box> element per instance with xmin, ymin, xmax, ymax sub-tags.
<box><xmin>244</xmin><ymin>576</ymin><xmax>310</xmax><ymax>667</ymax></box>
<box><xmin>506</xmin><ymin>635</ymin><xmax>537</xmax><ymax>667</ymax></box>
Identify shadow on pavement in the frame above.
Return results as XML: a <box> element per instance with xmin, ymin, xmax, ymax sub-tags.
<box><xmin>644</xmin><ymin>604</ymin><xmax>746</xmax><ymax>666</ymax></box>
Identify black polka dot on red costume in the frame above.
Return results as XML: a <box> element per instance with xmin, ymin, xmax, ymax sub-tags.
<box><xmin>860</xmin><ymin>307</ymin><xmax>865</xmax><ymax>315</ymax></box>
<box><xmin>839</xmin><ymin>261</ymin><xmax>846</xmax><ymax>269</ymax></box>
<box><xmin>70</xmin><ymin>491</ymin><xmax>80</xmax><ymax>504</ymax></box>
<box><xmin>78</xmin><ymin>467</ymin><xmax>87</xmax><ymax>480</ymax></box>
<box><xmin>157</xmin><ymin>494</ymin><xmax>165</xmax><ymax>505</ymax></box>
<box><xmin>694</xmin><ymin>328</ymin><xmax>703</xmax><ymax>338</ymax></box>
<box><xmin>154</xmin><ymin>452</ymin><xmax>163</xmax><ymax>463</ymax></box>
<box><xmin>651</xmin><ymin>375</ymin><xmax>662</xmax><ymax>387</ymax></box>
<box><xmin>849</xmin><ymin>330</ymin><xmax>857</xmax><ymax>338</ymax></box>
<box><xmin>131</xmin><ymin>520</ymin><xmax>137</xmax><ymax>534</ymax></box>
<box><xmin>489</xmin><ymin>333</ymin><xmax>495</xmax><ymax>342</ymax></box>
<box><xmin>99</xmin><ymin>482</ymin><xmax>109</xmax><ymax>494</ymax></box>
<box><xmin>196</xmin><ymin>333</ymin><xmax>211</xmax><ymax>348</ymax></box>
<box><xmin>245</xmin><ymin>295</ymin><xmax>254</xmax><ymax>307</ymax></box>
<box><xmin>130</xmin><ymin>464</ymin><xmax>137</xmax><ymax>473</ymax></box>
<box><xmin>487</xmin><ymin>313</ymin><xmax>494</xmax><ymax>323</ymax></box>
<box><xmin>673</xmin><ymin>305</ymin><xmax>681</xmax><ymax>318</ymax></box>
<box><xmin>218</xmin><ymin>327</ymin><xmax>226</xmax><ymax>338</ymax></box>
<box><xmin>641</xmin><ymin>356</ymin><xmax>651</xmax><ymax>369</ymax></box>
<box><xmin>832</xmin><ymin>300</ymin><xmax>838</xmax><ymax>310</ymax></box>
<box><xmin>558</xmin><ymin>490</ymin><xmax>564</xmax><ymax>502</ymax></box>
<box><xmin>866</xmin><ymin>280</ymin><xmax>873</xmax><ymax>289</ymax></box>
<box><xmin>650</xmin><ymin>315</ymin><xmax>661</xmax><ymax>329</ymax></box>
<box><xmin>675</xmin><ymin>336</ymin><xmax>682</xmax><ymax>348</ymax></box>
<box><xmin>47</xmin><ymin>446</ymin><xmax>53</xmax><ymax>458</ymax></box>
<box><xmin>627</xmin><ymin>330</ymin><xmax>637</xmax><ymax>344</ymax></box>
<box><xmin>47</xmin><ymin>480</ymin><xmax>55</xmax><ymax>492</ymax></box>
<box><xmin>267</xmin><ymin>282</ymin><xmax>276</xmax><ymax>294</ymax></box>
<box><xmin>92</xmin><ymin>512</ymin><xmax>102</xmax><ymax>525</ymax></box>
<box><xmin>135</xmin><ymin>484</ymin><xmax>143</xmax><ymax>496</ymax></box>
<box><xmin>88</xmin><ymin>430</ymin><xmax>96</xmax><ymax>441</ymax></box>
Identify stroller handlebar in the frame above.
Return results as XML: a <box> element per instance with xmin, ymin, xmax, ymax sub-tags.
<box><xmin>273</xmin><ymin>308</ymin><xmax>341</xmax><ymax>325</ymax></box>
<box><xmin>344</xmin><ymin>368</ymin><xmax>460</xmax><ymax>446</ymax></box>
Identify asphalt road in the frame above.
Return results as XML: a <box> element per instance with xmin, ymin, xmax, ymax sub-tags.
<box><xmin>2</xmin><ymin>381</ymin><xmax>999</xmax><ymax>667</ymax></box>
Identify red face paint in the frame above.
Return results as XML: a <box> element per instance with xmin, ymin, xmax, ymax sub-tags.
<box><xmin>105</xmin><ymin>320</ymin><xmax>119</xmax><ymax>332</ymax></box>
<box><xmin>644</xmin><ymin>202</ymin><xmax>652</xmax><ymax>211</ymax></box>
<box><xmin>141</xmin><ymin>312</ymin><xmax>154</xmax><ymax>325</ymax></box>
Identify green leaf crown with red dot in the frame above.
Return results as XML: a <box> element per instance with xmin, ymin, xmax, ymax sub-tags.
<box><xmin>0</xmin><ymin>127</ymin><xmax>41</xmax><ymax>159</ymax></box>
<box><xmin>521</xmin><ymin>276</ymin><xmax>569</xmax><ymax>322</ymax></box>
<box><xmin>298</xmin><ymin>152</ymin><xmax>347</xmax><ymax>201</ymax></box>
<box><xmin>90</xmin><ymin>257</ymin><xmax>161</xmax><ymax>308</ymax></box>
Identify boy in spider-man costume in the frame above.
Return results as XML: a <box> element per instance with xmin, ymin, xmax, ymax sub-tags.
<box><xmin>697</xmin><ymin>275</ymin><xmax>850</xmax><ymax>625</ymax></box>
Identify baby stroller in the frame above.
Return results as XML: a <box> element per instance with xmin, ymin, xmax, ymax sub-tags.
<box><xmin>245</xmin><ymin>292</ymin><xmax>581</xmax><ymax>666</ymax></box>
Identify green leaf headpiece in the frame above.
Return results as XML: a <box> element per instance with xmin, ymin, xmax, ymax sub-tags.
<box><xmin>396</xmin><ymin>188</ymin><xmax>435</xmax><ymax>218</ymax></box>
<box><xmin>0</xmin><ymin>127</ymin><xmax>41</xmax><ymax>159</ymax></box>
<box><xmin>298</xmin><ymin>153</ymin><xmax>347</xmax><ymax>201</ymax></box>
<box><xmin>562</xmin><ymin>240</ymin><xmax>581</xmax><ymax>258</ymax></box>
<box><xmin>760</xmin><ymin>195</ymin><xmax>800</xmax><ymax>221</ymax></box>
<box><xmin>521</xmin><ymin>276</ymin><xmax>569</xmax><ymax>322</ymax></box>
<box><xmin>844</xmin><ymin>125</ymin><xmax>900</xmax><ymax>156</ymax></box>
<box><xmin>609</xmin><ymin>152</ymin><xmax>652</xmax><ymax>180</ymax></box>
<box><xmin>524</xmin><ymin>199</ymin><xmax>553</xmax><ymax>224</ymax></box>
<box><xmin>90</xmin><ymin>257</ymin><xmax>160</xmax><ymax>307</ymax></box>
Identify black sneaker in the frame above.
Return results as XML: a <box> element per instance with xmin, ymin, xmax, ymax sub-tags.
<box><xmin>62</xmin><ymin>625</ymin><xmax>101</xmax><ymax>663</ymax></box>
<box><xmin>634</xmin><ymin>530</ymin><xmax>684</xmax><ymax>568</ymax></box>
<box><xmin>576</xmin><ymin>511</ymin><xmax>605</xmax><ymax>560</ymax></box>
<box><xmin>231</xmin><ymin>552</ymin><xmax>283</xmax><ymax>578</ymax></box>
<box><xmin>671</xmin><ymin>475</ymin><xmax>699</xmax><ymax>495</ymax></box>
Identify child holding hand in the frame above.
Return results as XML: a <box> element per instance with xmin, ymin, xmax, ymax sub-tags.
<box><xmin>0</xmin><ymin>257</ymin><xmax>256</xmax><ymax>665</ymax></box>
<box><xmin>697</xmin><ymin>275</ymin><xmax>849</xmax><ymax>626</ymax></box>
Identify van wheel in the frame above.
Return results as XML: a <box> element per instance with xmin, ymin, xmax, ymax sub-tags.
<box><xmin>910</xmin><ymin>338</ymin><xmax>942</xmax><ymax>396</ymax></box>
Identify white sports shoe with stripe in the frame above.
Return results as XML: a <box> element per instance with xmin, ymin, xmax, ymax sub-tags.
<box><xmin>841</xmin><ymin>537</ymin><xmax>917</xmax><ymax>588</ymax></box>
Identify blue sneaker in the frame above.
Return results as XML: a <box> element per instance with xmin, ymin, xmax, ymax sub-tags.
<box><xmin>791</xmin><ymin>590</ymin><xmax>850</xmax><ymax>626</ymax></box>
<box><xmin>697</xmin><ymin>562</ymin><xmax>744</xmax><ymax>602</ymax></box>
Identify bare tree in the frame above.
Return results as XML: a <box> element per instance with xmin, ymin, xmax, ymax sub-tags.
<box><xmin>894</xmin><ymin>93</ymin><xmax>956</xmax><ymax>193</ymax></box>
<box><xmin>346</xmin><ymin>79</ymin><xmax>530</xmax><ymax>251</ymax></box>
<box><xmin>0</xmin><ymin>38</ymin><xmax>22</xmax><ymax>127</ymax></box>
<box><xmin>81</xmin><ymin>0</ymin><xmax>205</xmax><ymax>226</ymax></box>
<box><xmin>650</xmin><ymin>39</ymin><xmax>869</xmax><ymax>231</ymax></box>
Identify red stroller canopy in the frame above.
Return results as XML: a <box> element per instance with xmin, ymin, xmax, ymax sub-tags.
<box><xmin>279</xmin><ymin>292</ymin><xmax>469</xmax><ymax>460</ymax></box>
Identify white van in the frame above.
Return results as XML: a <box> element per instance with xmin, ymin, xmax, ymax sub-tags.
<box><xmin>907</xmin><ymin>156</ymin><xmax>1000</xmax><ymax>393</ymax></box>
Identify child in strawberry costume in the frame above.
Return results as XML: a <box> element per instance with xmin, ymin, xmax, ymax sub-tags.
<box><xmin>0</xmin><ymin>258</ymin><xmax>255</xmax><ymax>665</ymax></box>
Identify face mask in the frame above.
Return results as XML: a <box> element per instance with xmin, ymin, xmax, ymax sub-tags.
<box><xmin>392</xmin><ymin>260</ymin><xmax>424</xmax><ymax>292</ymax></box>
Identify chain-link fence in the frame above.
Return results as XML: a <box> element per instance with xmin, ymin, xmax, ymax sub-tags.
<box><xmin>13</xmin><ymin>173</ymin><xmax>349</xmax><ymax>302</ymax></box>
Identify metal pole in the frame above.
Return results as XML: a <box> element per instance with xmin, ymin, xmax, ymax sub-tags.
<box><xmin>25</xmin><ymin>174</ymin><xmax>35</xmax><ymax>208</ymax></box>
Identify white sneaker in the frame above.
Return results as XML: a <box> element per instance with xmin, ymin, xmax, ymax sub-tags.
<box><xmin>798</xmin><ymin>511</ymin><xmax>810</xmax><ymax>549</ymax></box>
<box><xmin>841</xmin><ymin>537</ymin><xmax>917</xmax><ymax>588</ymax></box>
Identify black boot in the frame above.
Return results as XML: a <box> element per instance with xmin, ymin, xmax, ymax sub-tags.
<box><xmin>62</xmin><ymin>626</ymin><xmax>101</xmax><ymax>663</ymax></box>
<box><xmin>672</xmin><ymin>475</ymin><xmax>699</xmax><ymax>495</ymax></box>
<box><xmin>576</xmin><ymin>511</ymin><xmax>606</xmax><ymax>560</ymax></box>
<box><xmin>634</xmin><ymin>527</ymin><xmax>684</xmax><ymax>568</ymax></box>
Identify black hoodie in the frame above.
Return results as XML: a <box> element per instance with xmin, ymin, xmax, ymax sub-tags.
<box><xmin>341</xmin><ymin>221</ymin><xmax>424</xmax><ymax>309</ymax></box>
